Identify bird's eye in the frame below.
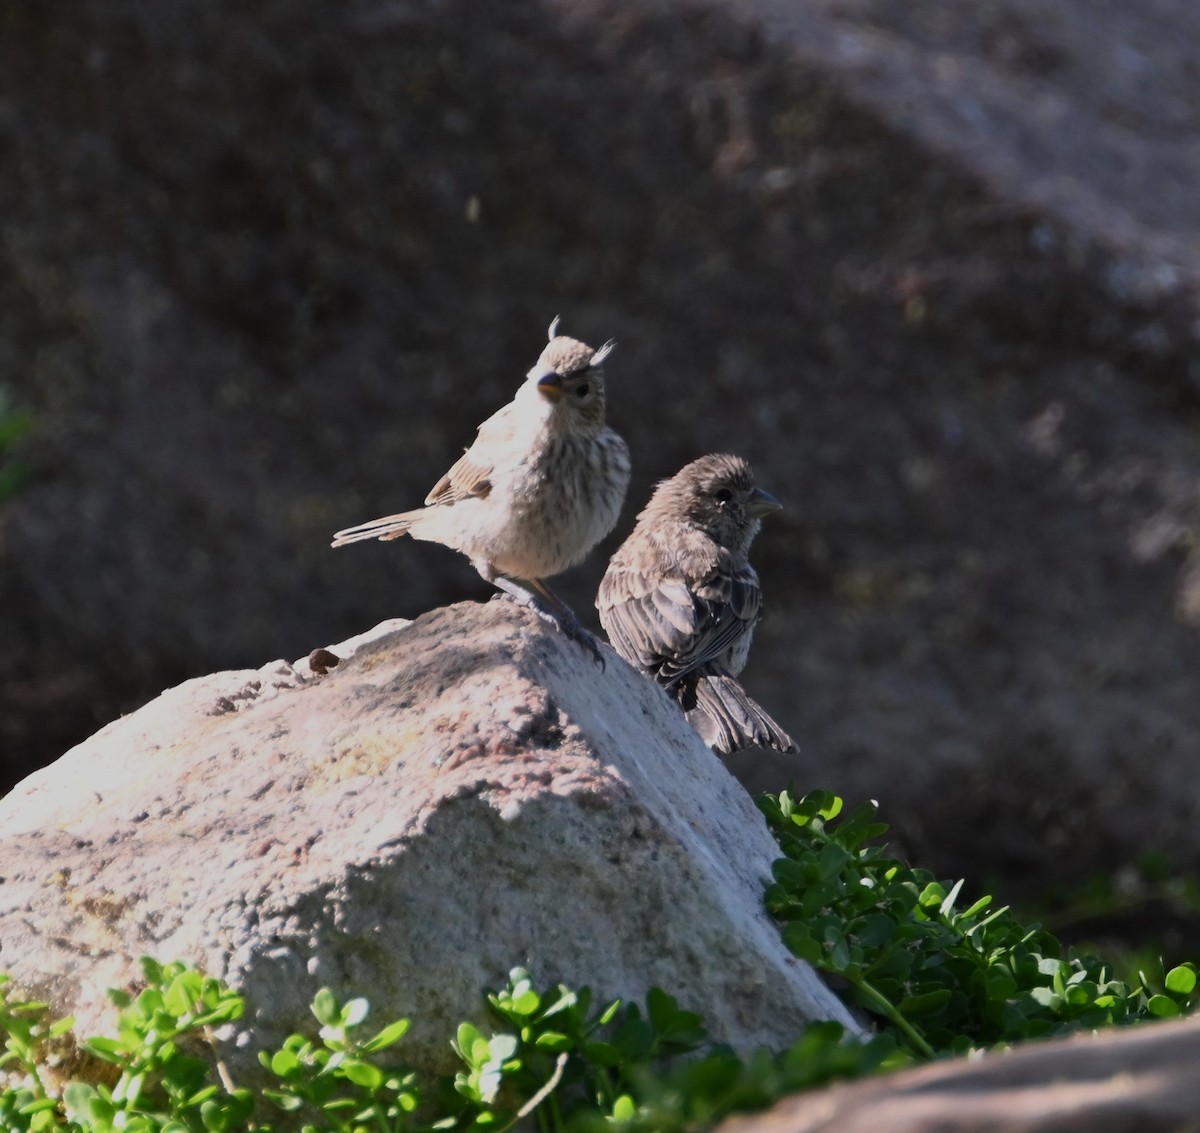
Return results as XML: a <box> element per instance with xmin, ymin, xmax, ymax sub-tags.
<box><xmin>714</xmin><ymin>488</ymin><xmax>734</xmax><ymax>504</ymax></box>
<box><xmin>573</xmin><ymin>382</ymin><xmax>590</xmax><ymax>398</ymax></box>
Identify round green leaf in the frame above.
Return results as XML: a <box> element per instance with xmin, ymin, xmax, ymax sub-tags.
<box><xmin>311</xmin><ymin>988</ymin><xmax>339</xmax><ymax>1026</ymax></box>
<box><xmin>270</xmin><ymin>1048</ymin><xmax>300</xmax><ymax>1078</ymax></box>
<box><xmin>782</xmin><ymin>924</ymin><xmax>820</xmax><ymax>964</ymax></box>
<box><xmin>612</xmin><ymin>1094</ymin><xmax>638</xmax><ymax>1121</ymax></box>
<box><xmin>341</xmin><ymin>997</ymin><xmax>370</xmax><ymax>1027</ymax></box>
<box><xmin>340</xmin><ymin>1058</ymin><xmax>384</xmax><ymax>1088</ymax></box>
<box><xmin>488</xmin><ymin>1033</ymin><xmax>519</xmax><ymax>1061</ymax></box>
<box><xmin>1147</xmin><ymin>994</ymin><xmax>1182</xmax><ymax>1018</ymax></box>
<box><xmin>1165</xmin><ymin>966</ymin><xmax>1197</xmax><ymax>997</ymax></box>
<box><xmin>455</xmin><ymin>1022</ymin><xmax>483</xmax><ymax>1060</ymax></box>
<box><xmin>918</xmin><ymin>882</ymin><xmax>947</xmax><ymax>909</ymax></box>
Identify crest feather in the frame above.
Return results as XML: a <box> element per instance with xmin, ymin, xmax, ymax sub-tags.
<box><xmin>590</xmin><ymin>338</ymin><xmax>616</xmax><ymax>367</ymax></box>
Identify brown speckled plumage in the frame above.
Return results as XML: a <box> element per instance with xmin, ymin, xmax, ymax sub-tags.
<box><xmin>597</xmin><ymin>454</ymin><xmax>797</xmax><ymax>755</ymax></box>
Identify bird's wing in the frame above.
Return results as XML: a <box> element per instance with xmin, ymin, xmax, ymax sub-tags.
<box><xmin>424</xmin><ymin>451</ymin><xmax>493</xmax><ymax>506</ymax></box>
<box><xmin>663</xmin><ymin>552</ymin><xmax>762</xmax><ymax>683</ymax></box>
<box><xmin>598</xmin><ymin>544</ymin><xmax>762</xmax><ymax>685</ymax></box>
<box><xmin>598</xmin><ymin>560</ymin><xmax>698</xmax><ymax>673</ymax></box>
<box><xmin>424</xmin><ymin>403</ymin><xmax>517</xmax><ymax>505</ymax></box>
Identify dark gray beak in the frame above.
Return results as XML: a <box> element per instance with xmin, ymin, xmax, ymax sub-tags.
<box><xmin>747</xmin><ymin>486</ymin><xmax>782</xmax><ymax>518</ymax></box>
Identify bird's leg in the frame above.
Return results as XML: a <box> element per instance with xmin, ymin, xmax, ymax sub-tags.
<box><xmin>490</xmin><ymin>575</ymin><xmax>605</xmax><ymax>668</ymax></box>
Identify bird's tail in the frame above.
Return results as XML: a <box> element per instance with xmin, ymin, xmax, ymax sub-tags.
<box><xmin>685</xmin><ymin>674</ymin><xmax>798</xmax><ymax>756</ymax></box>
<box><xmin>331</xmin><ymin>511</ymin><xmax>419</xmax><ymax>548</ymax></box>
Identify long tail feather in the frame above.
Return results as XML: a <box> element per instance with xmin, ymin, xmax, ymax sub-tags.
<box><xmin>685</xmin><ymin>674</ymin><xmax>798</xmax><ymax>755</ymax></box>
<box><xmin>331</xmin><ymin>512</ymin><xmax>417</xmax><ymax>547</ymax></box>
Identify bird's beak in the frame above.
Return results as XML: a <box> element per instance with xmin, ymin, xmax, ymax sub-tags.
<box><xmin>535</xmin><ymin>370</ymin><xmax>565</xmax><ymax>401</ymax></box>
<box><xmin>747</xmin><ymin>486</ymin><xmax>782</xmax><ymax>518</ymax></box>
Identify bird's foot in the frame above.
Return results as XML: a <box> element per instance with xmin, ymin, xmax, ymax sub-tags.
<box><xmin>543</xmin><ymin>602</ymin><xmax>606</xmax><ymax>669</ymax></box>
<box><xmin>492</xmin><ymin>585</ymin><xmax>605</xmax><ymax>668</ymax></box>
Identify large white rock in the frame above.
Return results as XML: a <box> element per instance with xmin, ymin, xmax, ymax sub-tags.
<box><xmin>0</xmin><ymin>600</ymin><xmax>858</xmax><ymax>1077</ymax></box>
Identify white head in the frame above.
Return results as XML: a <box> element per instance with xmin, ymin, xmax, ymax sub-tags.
<box><xmin>523</xmin><ymin>318</ymin><xmax>616</xmax><ymax>432</ymax></box>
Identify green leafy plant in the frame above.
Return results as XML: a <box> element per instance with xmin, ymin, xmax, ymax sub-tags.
<box><xmin>0</xmin><ymin>974</ymin><xmax>77</xmax><ymax>1133</ymax></box>
<box><xmin>0</xmin><ymin>959</ymin><xmax>254</xmax><ymax>1133</ymax></box>
<box><xmin>760</xmin><ymin>789</ymin><xmax>1197</xmax><ymax>1058</ymax></box>
<box><xmin>68</xmin><ymin>957</ymin><xmax>253</xmax><ymax>1133</ymax></box>
<box><xmin>259</xmin><ymin>987</ymin><xmax>418</xmax><ymax>1131</ymax></box>
<box><xmin>447</xmin><ymin>970</ymin><xmax>722</xmax><ymax>1129</ymax></box>
<box><xmin>269</xmin><ymin>970</ymin><xmax>890</xmax><ymax>1131</ymax></box>
<box><xmin>0</xmin><ymin>963</ymin><xmax>890</xmax><ymax>1133</ymax></box>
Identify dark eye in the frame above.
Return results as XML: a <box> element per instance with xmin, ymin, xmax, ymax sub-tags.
<box><xmin>714</xmin><ymin>488</ymin><xmax>733</xmax><ymax>504</ymax></box>
<box><xmin>573</xmin><ymin>382</ymin><xmax>590</xmax><ymax>398</ymax></box>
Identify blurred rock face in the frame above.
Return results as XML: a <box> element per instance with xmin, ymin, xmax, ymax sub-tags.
<box><xmin>3</xmin><ymin>0</ymin><xmax>1200</xmax><ymax>905</ymax></box>
<box><xmin>717</xmin><ymin>1010</ymin><xmax>1200</xmax><ymax>1133</ymax></box>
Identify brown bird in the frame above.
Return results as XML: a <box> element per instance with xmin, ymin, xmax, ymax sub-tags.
<box><xmin>597</xmin><ymin>453</ymin><xmax>797</xmax><ymax>754</ymax></box>
<box><xmin>333</xmin><ymin>318</ymin><xmax>631</xmax><ymax>652</ymax></box>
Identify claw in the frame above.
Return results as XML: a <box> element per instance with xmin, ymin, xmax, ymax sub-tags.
<box><xmin>550</xmin><ymin>604</ymin><xmax>606</xmax><ymax>669</ymax></box>
<box><xmin>492</xmin><ymin>580</ymin><xmax>606</xmax><ymax>667</ymax></box>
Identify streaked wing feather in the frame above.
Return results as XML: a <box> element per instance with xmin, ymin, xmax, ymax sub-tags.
<box><xmin>598</xmin><ymin>562</ymin><xmax>690</xmax><ymax>671</ymax></box>
<box><xmin>600</xmin><ymin>554</ymin><xmax>761</xmax><ymax>686</ymax></box>
<box><xmin>649</xmin><ymin>578</ymin><xmax>698</xmax><ymax>637</ymax></box>
<box><xmin>424</xmin><ymin>401</ymin><xmax>517</xmax><ymax>505</ymax></box>
<box><xmin>660</xmin><ymin>560</ymin><xmax>761</xmax><ymax>684</ymax></box>
<box><xmin>425</xmin><ymin>450</ymin><xmax>493</xmax><ymax>505</ymax></box>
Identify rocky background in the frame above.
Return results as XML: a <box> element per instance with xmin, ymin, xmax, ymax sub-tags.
<box><xmin>3</xmin><ymin>0</ymin><xmax>1200</xmax><ymax>940</ymax></box>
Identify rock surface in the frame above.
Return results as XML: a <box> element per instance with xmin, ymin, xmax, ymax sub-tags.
<box><xmin>719</xmin><ymin>1012</ymin><xmax>1200</xmax><ymax>1133</ymax></box>
<box><xmin>0</xmin><ymin>600</ymin><xmax>857</xmax><ymax>1079</ymax></box>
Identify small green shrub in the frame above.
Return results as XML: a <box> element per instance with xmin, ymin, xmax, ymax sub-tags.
<box><xmin>1</xmin><ymin>961</ymin><xmax>253</xmax><ymax>1133</ymax></box>
<box><xmin>760</xmin><ymin>789</ymin><xmax>1197</xmax><ymax>1057</ymax></box>
<box><xmin>0</xmin><ymin>959</ymin><xmax>891</xmax><ymax>1132</ymax></box>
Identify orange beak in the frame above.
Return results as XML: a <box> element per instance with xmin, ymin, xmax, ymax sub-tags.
<box><xmin>536</xmin><ymin>371</ymin><xmax>565</xmax><ymax>402</ymax></box>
